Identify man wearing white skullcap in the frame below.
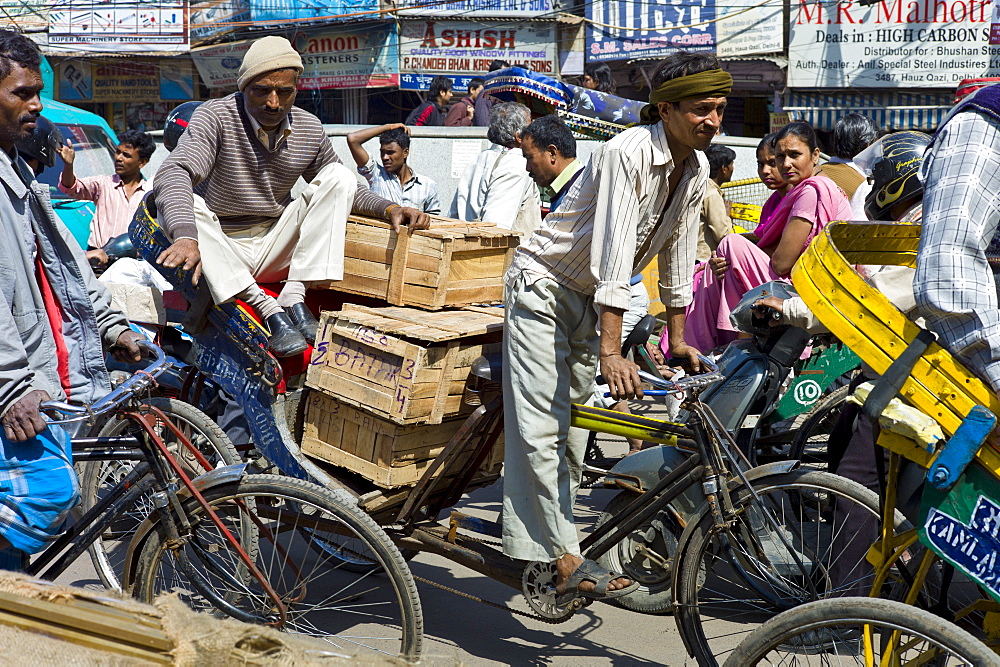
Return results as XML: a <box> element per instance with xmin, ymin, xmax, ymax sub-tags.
<box><xmin>152</xmin><ymin>36</ymin><xmax>430</xmax><ymax>356</ymax></box>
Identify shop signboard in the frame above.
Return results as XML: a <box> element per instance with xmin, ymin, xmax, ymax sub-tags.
<box><xmin>191</xmin><ymin>0</ymin><xmax>250</xmax><ymax>40</ymax></box>
<box><xmin>716</xmin><ymin>0</ymin><xmax>784</xmax><ymax>57</ymax></box>
<box><xmin>49</xmin><ymin>1</ymin><xmax>189</xmax><ymax>53</ymax></box>
<box><xmin>192</xmin><ymin>26</ymin><xmax>398</xmax><ymax>90</ymax></box>
<box><xmin>248</xmin><ymin>0</ymin><xmax>376</xmax><ymax>23</ymax></box>
<box><xmin>394</xmin><ymin>0</ymin><xmax>553</xmax><ymax>18</ymax></box>
<box><xmin>991</xmin><ymin>0</ymin><xmax>1000</xmax><ymax>43</ymax></box>
<box><xmin>586</xmin><ymin>0</ymin><xmax>716</xmax><ymax>63</ymax></box>
<box><xmin>58</xmin><ymin>60</ymin><xmax>162</xmax><ymax>101</ymax></box>
<box><xmin>789</xmin><ymin>0</ymin><xmax>996</xmax><ymax>87</ymax></box>
<box><xmin>399</xmin><ymin>20</ymin><xmax>558</xmax><ymax>90</ymax></box>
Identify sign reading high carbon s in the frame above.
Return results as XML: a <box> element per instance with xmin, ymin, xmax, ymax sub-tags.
<box><xmin>191</xmin><ymin>25</ymin><xmax>398</xmax><ymax>90</ymax></box>
<box><xmin>789</xmin><ymin>0</ymin><xmax>998</xmax><ymax>87</ymax></box>
<box><xmin>399</xmin><ymin>21</ymin><xmax>558</xmax><ymax>91</ymax></box>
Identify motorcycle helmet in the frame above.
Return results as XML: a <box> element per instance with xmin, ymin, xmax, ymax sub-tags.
<box><xmin>163</xmin><ymin>101</ymin><xmax>202</xmax><ymax>152</ymax></box>
<box><xmin>15</xmin><ymin>116</ymin><xmax>63</xmax><ymax>169</ymax></box>
<box><xmin>854</xmin><ymin>131</ymin><xmax>931</xmax><ymax>221</ymax></box>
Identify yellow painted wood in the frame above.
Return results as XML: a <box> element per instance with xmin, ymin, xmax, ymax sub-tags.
<box><xmin>792</xmin><ymin>222</ymin><xmax>1000</xmax><ymax>481</ymax></box>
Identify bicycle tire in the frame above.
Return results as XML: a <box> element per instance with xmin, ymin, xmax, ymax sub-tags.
<box><xmin>131</xmin><ymin>474</ymin><xmax>423</xmax><ymax>661</ymax></box>
<box><xmin>81</xmin><ymin>397</ymin><xmax>240</xmax><ymax>591</ymax></box>
<box><xmin>723</xmin><ymin>596</ymin><xmax>1000</xmax><ymax>666</ymax></box>
<box><xmin>787</xmin><ymin>385</ymin><xmax>851</xmax><ymax>471</ymax></box>
<box><xmin>672</xmin><ymin>469</ymin><xmax>903</xmax><ymax>667</ymax></box>
<box><xmin>594</xmin><ymin>490</ymin><xmax>680</xmax><ymax>614</ymax></box>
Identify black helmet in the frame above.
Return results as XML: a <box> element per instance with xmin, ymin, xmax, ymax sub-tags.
<box><xmin>163</xmin><ymin>101</ymin><xmax>202</xmax><ymax>152</ymax></box>
<box><xmin>16</xmin><ymin>116</ymin><xmax>63</xmax><ymax>169</ymax></box>
<box><xmin>855</xmin><ymin>131</ymin><xmax>931</xmax><ymax>220</ymax></box>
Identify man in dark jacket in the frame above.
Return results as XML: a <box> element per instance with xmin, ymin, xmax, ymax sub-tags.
<box><xmin>445</xmin><ymin>77</ymin><xmax>485</xmax><ymax>127</ymax></box>
<box><xmin>473</xmin><ymin>60</ymin><xmax>509</xmax><ymax>127</ymax></box>
<box><xmin>0</xmin><ymin>29</ymin><xmax>142</xmax><ymax>569</ymax></box>
<box><xmin>405</xmin><ymin>76</ymin><xmax>453</xmax><ymax>127</ymax></box>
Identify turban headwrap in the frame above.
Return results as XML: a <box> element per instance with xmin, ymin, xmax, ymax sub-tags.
<box><xmin>638</xmin><ymin>69</ymin><xmax>733</xmax><ymax>124</ymax></box>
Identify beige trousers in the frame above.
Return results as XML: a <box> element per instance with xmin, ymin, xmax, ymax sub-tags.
<box><xmin>501</xmin><ymin>274</ymin><xmax>598</xmax><ymax>562</ymax></box>
<box><xmin>187</xmin><ymin>162</ymin><xmax>357</xmax><ymax>304</ymax></box>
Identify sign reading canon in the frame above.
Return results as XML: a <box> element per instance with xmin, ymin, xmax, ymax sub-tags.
<box><xmin>191</xmin><ymin>26</ymin><xmax>397</xmax><ymax>90</ymax></box>
<box><xmin>399</xmin><ymin>21</ymin><xmax>558</xmax><ymax>90</ymax></box>
<box><xmin>789</xmin><ymin>0</ymin><xmax>998</xmax><ymax>87</ymax></box>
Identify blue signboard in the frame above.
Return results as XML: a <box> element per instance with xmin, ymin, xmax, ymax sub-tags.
<box><xmin>249</xmin><ymin>0</ymin><xmax>377</xmax><ymax>23</ymax></box>
<box><xmin>586</xmin><ymin>0</ymin><xmax>716</xmax><ymax>63</ymax></box>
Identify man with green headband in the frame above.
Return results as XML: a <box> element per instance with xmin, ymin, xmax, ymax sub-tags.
<box><xmin>501</xmin><ymin>51</ymin><xmax>729</xmax><ymax>607</ymax></box>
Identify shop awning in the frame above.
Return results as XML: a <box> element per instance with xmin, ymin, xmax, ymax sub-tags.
<box><xmin>785</xmin><ymin>90</ymin><xmax>953</xmax><ymax>132</ymax></box>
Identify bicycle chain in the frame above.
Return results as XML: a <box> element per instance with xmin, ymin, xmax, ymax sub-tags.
<box><xmin>411</xmin><ymin>573</ymin><xmax>567</xmax><ymax>624</ymax></box>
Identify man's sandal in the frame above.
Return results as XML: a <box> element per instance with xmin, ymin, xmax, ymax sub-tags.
<box><xmin>554</xmin><ymin>559</ymin><xmax>640</xmax><ymax>609</ymax></box>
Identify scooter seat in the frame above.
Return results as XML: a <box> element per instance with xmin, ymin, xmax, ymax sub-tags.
<box><xmin>471</xmin><ymin>353</ymin><xmax>503</xmax><ymax>382</ymax></box>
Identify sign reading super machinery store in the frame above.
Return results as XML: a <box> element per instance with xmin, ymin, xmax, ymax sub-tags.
<box><xmin>789</xmin><ymin>0</ymin><xmax>998</xmax><ymax>87</ymax></box>
<box><xmin>399</xmin><ymin>21</ymin><xmax>558</xmax><ymax>90</ymax></box>
<box><xmin>191</xmin><ymin>25</ymin><xmax>398</xmax><ymax>90</ymax></box>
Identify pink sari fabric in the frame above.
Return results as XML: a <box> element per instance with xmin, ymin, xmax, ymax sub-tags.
<box><xmin>667</xmin><ymin>175</ymin><xmax>851</xmax><ymax>354</ymax></box>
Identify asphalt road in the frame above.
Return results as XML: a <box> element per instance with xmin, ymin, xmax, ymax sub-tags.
<box><xmin>53</xmin><ymin>416</ymin><xmax>758</xmax><ymax>665</ymax></box>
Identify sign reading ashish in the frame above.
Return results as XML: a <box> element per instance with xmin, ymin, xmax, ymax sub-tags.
<box><xmin>399</xmin><ymin>20</ymin><xmax>558</xmax><ymax>90</ymax></box>
<box><xmin>789</xmin><ymin>0</ymin><xmax>997</xmax><ymax>87</ymax></box>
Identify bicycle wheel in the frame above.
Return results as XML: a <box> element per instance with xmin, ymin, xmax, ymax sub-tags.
<box><xmin>673</xmin><ymin>469</ymin><xmax>904</xmax><ymax>667</ymax></box>
<box><xmin>132</xmin><ymin>474</ymin><xmax>423</xmax><ymax>661</ymax></box>
<box><xmin>594</xmin><ymin>490</ymin><xmax>681</xmax><ymax>614</ymax></box>
<box><xmin>81</xmin><ymin>397</ymin><xmax>240</xmax><ymax>591</ymax></box>
<box><xmin>788</xmin><ymin>385</ymin><xmax>851</xmax><ymax>472</ymax></box>
<box><xmin>724</xmin><ymin>596</ymin><xmax>999</xmax><ymax>666</ymax></box>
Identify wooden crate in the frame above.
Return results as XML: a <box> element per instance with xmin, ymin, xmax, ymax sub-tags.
<box><xmin>306</xmin><ymin>304</ymin><xmax>503</xmax><ymax>425</ymax></box>
<box><xmin>301</xmin><ymin>392</ymin><xmax>503</xmax><ymax>488</ymax></box>
<box><xmin>334</xmin><ymin>215</ymin><xmax>520</xmax><ymax>310</ymax></box>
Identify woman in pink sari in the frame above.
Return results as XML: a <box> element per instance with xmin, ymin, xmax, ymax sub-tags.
<box><xmin>683</xmin><ymin>121</ymin><xmax>852</xmax><ymax>352</ymax></box>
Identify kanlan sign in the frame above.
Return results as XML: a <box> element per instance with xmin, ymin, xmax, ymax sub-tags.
<box><xmin>789</xmin><ymin>0</ymin><xmax>997</xmax><ymax>87</ymax></box>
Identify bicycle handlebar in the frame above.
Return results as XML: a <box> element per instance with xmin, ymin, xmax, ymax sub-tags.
<box><xmin>601</xmin><ymin>355</ymin><xmax>724</xmax><ymax>398</ymax></box>
<box><xmin>639</xmin><ymin>355</ymin><xmax>723</xmax><ymax>394</ymax></box>
<box><xmin>41</xmin><ymin>340</ymin><xmax>169</xmax><ymax>424</ymax></box>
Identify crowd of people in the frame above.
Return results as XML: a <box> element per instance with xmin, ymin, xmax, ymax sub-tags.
<box><xmin>0</xmin><ymin>24</ymin><xmax>998</xmax><ymax>620</ymax></box>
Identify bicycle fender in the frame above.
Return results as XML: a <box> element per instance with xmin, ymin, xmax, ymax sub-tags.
<box><xmin>741</xmin><ymin>459</ymin><xmax>800</xmax><ymax>481</ymax></box>
<box><xmin>120</xmin><ymin>464</ymin><xmax>250</xmax><ymax>592</ymax></box>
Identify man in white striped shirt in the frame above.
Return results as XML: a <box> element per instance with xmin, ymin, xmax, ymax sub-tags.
<box><xmin>501</xmin><ymin>52</ymin><xmax>730</xmax><ymax>604</ymax></box>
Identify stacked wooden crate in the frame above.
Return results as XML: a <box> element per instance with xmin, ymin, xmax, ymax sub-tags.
<box><xmin>300</xmin><ymin>215</ymin><xmax>517</xmax><ymax>488</ymax></box>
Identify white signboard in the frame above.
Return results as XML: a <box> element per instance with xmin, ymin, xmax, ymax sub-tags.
<box><xmin>399</xmin><ymin>20</ymin><xmax>558</xmax><ymax>90</ymax></box>
<box><xmin>789</xmin><ymin>0</ymin><xmax>996</xmax><ymax>87</ymax></box>
<box><xmin>395</xmin><ymin>0</ymin><xmax>553</xmax><ymax>18</ymax></box>
<box><xmin>716</xmin><ymin>0</ymin><xmax>783</xmax><ymax>57</ymax></box>
<box><xmin>50</xmin><ymin>2</ymin><xmax>189</xmax><ymax>53</ymax></box>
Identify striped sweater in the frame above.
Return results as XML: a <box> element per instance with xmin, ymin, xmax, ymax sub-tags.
<box><xmin>153</xmin><ymin>93</ymin><xmax>393</xmax><ymax>241</ymax></box>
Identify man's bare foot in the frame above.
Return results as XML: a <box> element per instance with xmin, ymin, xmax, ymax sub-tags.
<box><xmin>554</xmin><ymin>553</ymin><xmax>632</xmax><ymax>595</ymax></box>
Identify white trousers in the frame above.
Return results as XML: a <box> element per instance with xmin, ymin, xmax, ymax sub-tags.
<box><xmin>502</xmin><ymin>274</ymin><xmax>598</xmax><ymax>562</ymax></box>
<box><xmin>186</xmin><ymin>162</ymin><xmax>357</xmax><ymax>304</ymax></box>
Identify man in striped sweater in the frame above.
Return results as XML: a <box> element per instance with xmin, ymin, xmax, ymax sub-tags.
<box><xmin>153</xmin><ymin>36</ymin><xmax>429</xmax><ymax>357</ymax></box>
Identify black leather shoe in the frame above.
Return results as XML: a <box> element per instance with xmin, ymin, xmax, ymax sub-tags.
<box><xmin>284</xmin><ymin>302</ymin><xmax>319</xmax><ymax>345</ymax></box>
<box><xmin>264</xmin><ymin>312</ymin><xmax>309</xmax><ymax>357</ymax></box>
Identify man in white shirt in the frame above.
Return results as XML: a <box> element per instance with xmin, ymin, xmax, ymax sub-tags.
<box><xmin>502</xmin><ymin>51</ymin><xmax>728</xmax><ymax>606</ymax></box>
<box><xmin>456</xmin><ymin>102</ymin><xmax>540</xmax><ymax>235</ymax></box>
<box><xmin>818</xmin><ymin>113</ymin><xmax>880</xmax><ymax>219</ymax></box>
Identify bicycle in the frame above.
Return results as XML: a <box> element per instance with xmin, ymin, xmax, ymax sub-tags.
<box><xmin>724</xmin><ymin>596</ymin><xmax>999</xmax><ymax>666</ymax></box>
<box><xmin>28</xmin><ymin>341</ymin><xmax>423</xmax><ymax>661</ymax></box>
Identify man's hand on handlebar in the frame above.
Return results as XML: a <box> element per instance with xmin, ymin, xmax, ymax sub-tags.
<box><xmin>156</xmin><ymin>238</ymin><xmax>202</xmax><ymax>285</ymax></box>
<box><xmin>601</xmin><ymin>353</ymin><xmax>644</xmax><ymax>401</ymax></box>
<box><xmin>388</xmin><ymin>206</ymin><xmax>431</xmax><ymax>234</ymax></box>
<box><xmin>111</xmin><ymin>330</ymin><xmax>145</xmax><ymax>364</ymax></box>
<box><xmin>669</xmin><ymin>343</ymin><xmax>702</xmax><ymax>373</ymax></box>
<box><xmin>752</xmin><ymin>296</ymin><xmax>785</xmax><ymax>327</ymax></box>
<box><xmin>3</xmin><ymin>389</ymin><xmax>52</xmax><ymax>442</ymax></box>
